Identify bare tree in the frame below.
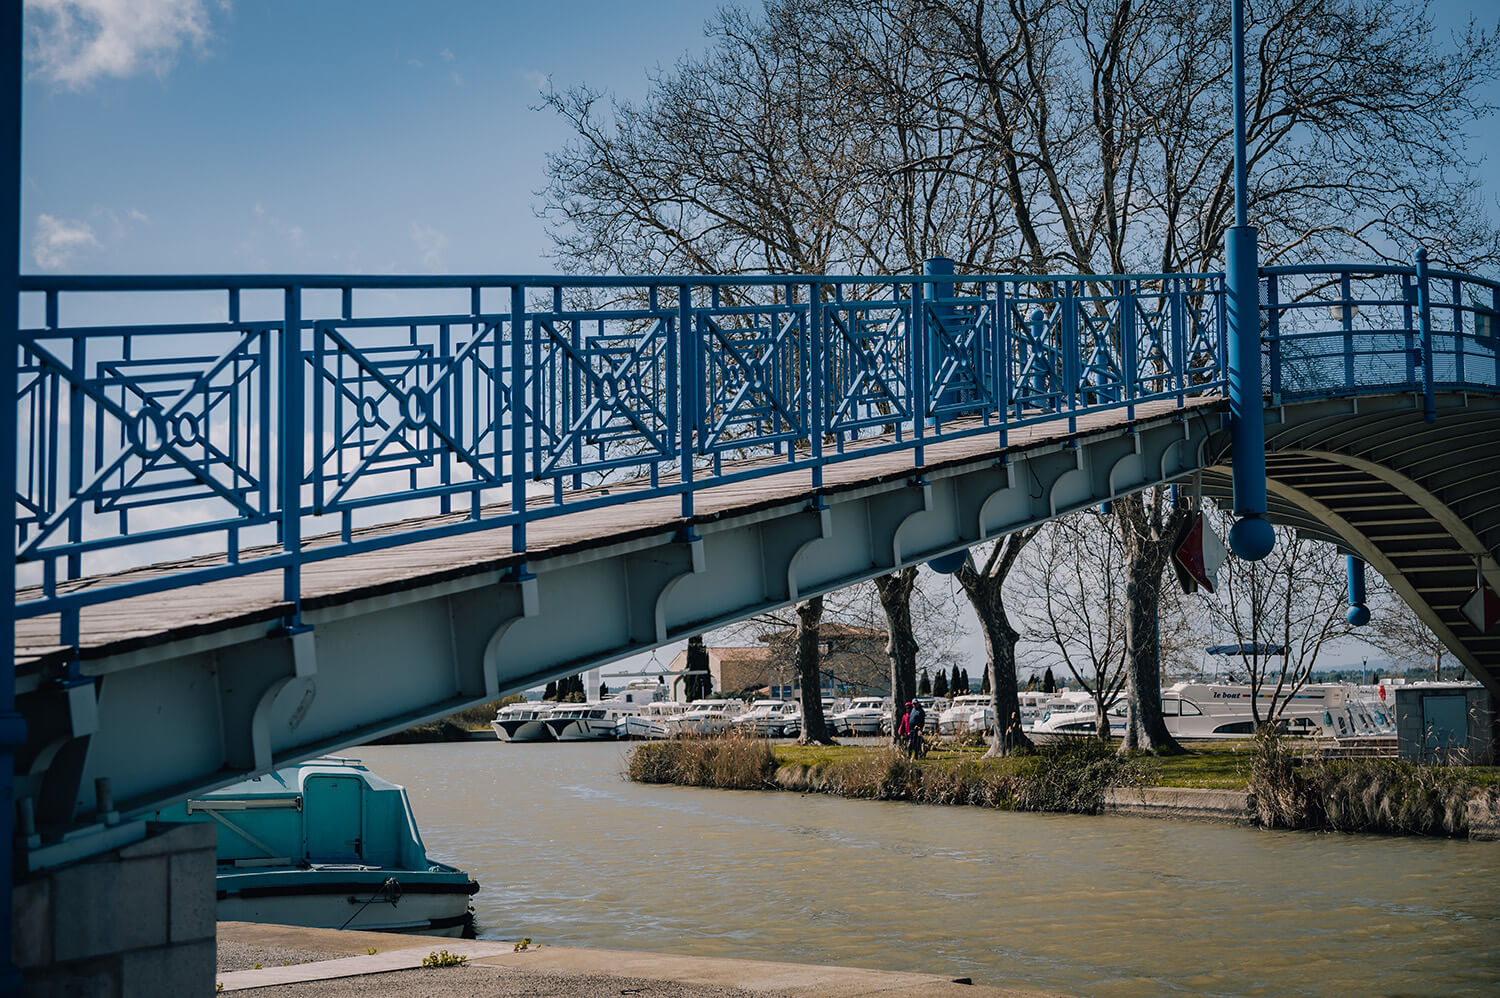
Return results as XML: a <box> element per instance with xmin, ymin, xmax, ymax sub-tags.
<box><xmin>875</xmin><ymin>568</ymin><xmax>922</xmax><ymax>746</ymax></box>
<box><xmin>1196</xmin><ymin>506</ymin><xmax>1351</xmax><ymax>725</ymax></box>
<box><xmin>1114</xmin><ymin>490</ymin><xmax>1190</xmax><ymax>754</ymax></box>
<box><xmin>1015</xmin><ymin>513</ymin><xmax>1131</xmax><ymax>739</ymax></box>
<box><xmin>955</xmin><ymin>527</ymin><xmax>1039</xmax><ymax>755</ymax></box>
<box><xmin>541</xmin><ymin>0</ymin><xmax>1500</xmax><ymax>751</ymax></box>
<box><xmin>1364</xmin><ymin>576</ymin><xmax>1452</xmax><ymax>682</ymax></box>
<box><xmin>794</xmin><ymin>596</ymin><xmax>836</xmax><ymax>743</ymax></box>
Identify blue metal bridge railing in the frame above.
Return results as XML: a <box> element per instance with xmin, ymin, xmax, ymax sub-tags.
<box><xmin>11</xmin><ymin>259</ymin><xmax>1499</xmax><ymax>656</ymax></box>
<box><xmin>13</xmin><ymin>270</ymin><xmax>1225</xmax><ymax>648</ymax></box>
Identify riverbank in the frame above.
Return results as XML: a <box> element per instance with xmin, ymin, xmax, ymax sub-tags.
<box><xmin>626</xmin><ymin>737</ymin><xmax>1500</xmax><ymax>838</ymax></box>
<box><xmin>216</xmin><ymin>921</ymin><xmax>1054</xmax><ymax>996</ymax></box>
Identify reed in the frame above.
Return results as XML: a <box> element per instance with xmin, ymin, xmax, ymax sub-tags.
<box><xmin>629</xmin><ymin>737</ymin><xmax>1152</xmax><ymax>814</ymax></box>
<box><xmin>625</xmin><ymin>735</ymin><xmax>778</xmax><ymax>789</ymax></box>
<box><xmin>1248</xmin><ymin>729</ymin><xmax>1495</xmax><ymax>837</ymax></box>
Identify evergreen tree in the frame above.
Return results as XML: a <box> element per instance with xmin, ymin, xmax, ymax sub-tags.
<box><xmin>543</xmin><ymin>680</ymin><xmax>557</xmax><ymax>701</ymax></box>
<box><xmin>1043</xmin><ymin>667</ymin><xmax>1057</xmax><ymax>694</ymax></box>
<box><xmin>980</xmin><ymin>669</ymin><xmax>991</xmax><ymax>694</ymax></box>
<box><xmin>949</xmin><ymin>665</ymin><xmax>963</xmax><ymax>696</ymax></box>
<box><xmin>599</xmin><ymin>681</ymin><xmax>609</xmax><ymax>699</ymax></box>
<box><xmin>918</xmin><ymin>669</ymin><xmax>932</xmax><ymax>695</ymax></box>
<box><xmin>960</xmin><ymin>668</ymin><xmax>971</xmax><ymax>693</ymax></box>
<box><xmin>933</xmin><ymin>670</ymin><xmax>948</xmax><ymax>699</ymax></box>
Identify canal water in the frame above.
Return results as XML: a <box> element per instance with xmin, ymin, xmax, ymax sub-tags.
<box><xmin>354</xmin><ymin>741</ymin><xmax>1499</xmax><ymax>996</ymax></box>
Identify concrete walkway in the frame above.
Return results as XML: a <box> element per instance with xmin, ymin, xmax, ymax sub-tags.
<box><xmin>218</xmin><ymin>922</ymin><xmax>1061</xmax><ymax>997</ymax></box>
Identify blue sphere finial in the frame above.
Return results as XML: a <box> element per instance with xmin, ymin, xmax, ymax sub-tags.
<box><xmin>1346</xmin><ymin>604</ymin><xmax>1371</xmax><ymax>627</ymax></box>
<box><xmin>1229</xmin><ymin>514</ymin><xmax>1275</xmax><ymax>561</ymax></box>
<box><xmin>926</xmin><ymin>549</ymin><xmax>969</xmax><ymax>575</ymax></box>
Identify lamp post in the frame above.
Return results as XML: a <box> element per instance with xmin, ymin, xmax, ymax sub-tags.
<box><xmin>1225</xmin><ymin>0</ymin><xmax>1274</xmax><ymax>561</ymax></box>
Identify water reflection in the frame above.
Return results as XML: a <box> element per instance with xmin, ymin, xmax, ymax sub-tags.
<box><xmin>354</xmin><ymin>741</ymin><xmax>1500</xmax><ymax>997</ymax></box>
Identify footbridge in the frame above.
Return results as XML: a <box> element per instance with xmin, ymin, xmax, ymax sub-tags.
<box><xmin>8</xmin><ymin>260</ymin><xmax>1500</xmax><ymax>835</ymax></box>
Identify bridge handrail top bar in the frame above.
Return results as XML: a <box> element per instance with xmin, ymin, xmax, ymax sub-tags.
<box><xmin>1263</xmin><ymin>262</ymin><xmax>1500</xmax><ymax>294</ymax></box>
<box><xmin>18</xmin><ymin>270</ymin><xmax>1225</xmax><ymax>293</ymax></box>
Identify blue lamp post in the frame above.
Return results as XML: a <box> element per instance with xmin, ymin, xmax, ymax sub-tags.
<box><xmin>1225</xmin><ymin>0</ymin><xmax>1274</xmax><ymax>561</ymax></box>
<box><xmin>2</xmin><ymin>4</ymin><xmax>26</xmax><ymax>992</ymax></box>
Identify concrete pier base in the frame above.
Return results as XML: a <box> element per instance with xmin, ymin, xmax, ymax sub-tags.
<box><xmin>12</xmin><ymin>821</ymin><xmax>216</xmax><ymax>997</ymax></box>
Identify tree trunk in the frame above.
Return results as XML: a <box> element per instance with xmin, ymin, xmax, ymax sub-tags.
<box><xmin>685</xmin><ymin>635</ymin><xmax>710</xmax><ymax>702</ymax></box>
<box><xmin>875</xmin><ymin>570</ymin><xmax>918</xmax><ymax>748</ymax></box>
<box><xmin>955</xmin><ymin>532</ymin><xmax>1037</xmax><ymax>757</ymax></box>
<box><xmin>980</xmin><ymin>610</ymin><xmax>1032</xmax><ymax>756</ymax></box>
<box><xmin>1119</xmin><ymin>539</ymin><xmax>1184</xmax><ymax>755</ymax></box>
<box><xmin>795</xmin><ymin>596</ymin><xmax>836</xmax><ymax>745</ymax></box>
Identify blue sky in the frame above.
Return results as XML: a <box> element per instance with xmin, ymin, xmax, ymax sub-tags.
<box><xmin>22</xmin><ymin>0</ymin><xmax>1499</xmax><ymax>279</ymax></box>
<box><xmin>22</xmin><ymin>0</ymin><xmax>712</xmax><ymax>275</ymax></box>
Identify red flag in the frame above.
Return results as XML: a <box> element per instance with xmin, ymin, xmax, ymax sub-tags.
<box><xmin>1173</xmin><ymin>511</ymin><xmax>1228</xmax><ymax>593</ymax></box>
<box><xmin>1460</xmin><ymin>585</ymin><xmax>1500</xmax><ymax>633</ymax></box>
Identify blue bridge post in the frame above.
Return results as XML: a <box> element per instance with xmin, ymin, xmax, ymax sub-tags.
<box><xmin>1346</xmin><ymin>556</ymin><xmax>1371</xmax><ymax>626</ymax></box>
<box><xmin>1225</xmin><ymin>0</ymin><xmax>1273</xmax><ymax>561</ymax></box>
<box><xmin>2</xmin><ymin>2</ymin><xmax>25</xmax><ymax>990</ymax></box>
<box><xmin>1416</xmin><ymin>248</ymin><xmax>1436</xmax><ymax>424</ymax></box>
<box><xmin>280</xmin><ymin>286</ymin><xmax>304</xmax><ymax>623</ymax></box>
<box><xmin>923</xmin><ymin>256</ymin><xmax>957</xmax><ymax>420</ymax></box>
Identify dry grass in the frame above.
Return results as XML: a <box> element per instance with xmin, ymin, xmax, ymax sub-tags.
<box><xmin>625</xmin><ymin>736</ymin><xmax>778</xmax><ymax>789</ymax></box>
<box><xmin>630</xmin><ymin>738</ymin><xmax>1152</xmax><ymax>814</ymax></box>
<box><xmin>1249</xmin><ymin>730</ymin><xmax>1496</xmax><ymax>837</ymax></box>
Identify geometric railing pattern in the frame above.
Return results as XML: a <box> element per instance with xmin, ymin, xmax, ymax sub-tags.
<box><xmin>12</xmin><ymin>261</ymin><xmax>1494</xmax><ymax>650</ymax></box>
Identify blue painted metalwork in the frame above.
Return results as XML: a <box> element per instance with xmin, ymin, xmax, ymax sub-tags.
<box><xmin>14</xmin><ymin>257</ymin><xmax>1500</xmax><ymax>652</ymax></box>
<box><xmin>12</xmin><ymin>270</ymin><xmax>1226</xmax><ymax>637</ymax></box>
<box><xmin>1225</xmin><ymin>0</ymin><xmax>1273</xmax><ymax>562</ymax></box>
<box><xmin>13</xmin><ymin>256</ymin><xmax>1500</xmax><ymax>648</ymax></box>
<box><xmin>1346</xmin><ymin>555</ymin><xmax>1371</xmax><ymax>627</ymax></box>
<box><xmin>2</xmin><ymin>2</ymin><xmax>24</xmax><ymax>991</ymax></box>
<box><xmin>1416</xmin><ymin>248</ymin><xmax>1437</xmax><ymax>423</ymax></box>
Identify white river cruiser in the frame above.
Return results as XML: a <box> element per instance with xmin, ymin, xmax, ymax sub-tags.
<box><xmin>831</xmin><ymin>697</ymin><xmax>890</xmax><ymax>736</ymax></box>
<box><xmin>621</xmin><ymin>700</ymin><xmax>694</xmax><ymax>739</ymax></box>
<box><xmin>938</xmin><ymin>694</ymin><xmax>992</xmax><ymax>735</ymax></box>
<box><xmin>667</xmin><ymin>698</ymin><xmax>746</xmax><ymax>736</ymax></box>
<box><xmin>731</xmin><ymin>700</ymin><xmax>802</xmax><ymax>737</ymax></box>
<box><xmin>1030</xmin><ymin>682</ymin><xmax>1394</xmax><ymax>739</ymax></box>
<box><xmin>490</xmin><ymin>701</ymin><xmax>558</xmax><ymax>742</ymax></box>
<box><xmin>155</xmin><ymin>757</ymin><xmax>478</xmax><ymax>936</ymax></box>
<box><xmin>543</xmin><ymin>700</ymin><xmax>641</xmax><ymax>741</ymax></box>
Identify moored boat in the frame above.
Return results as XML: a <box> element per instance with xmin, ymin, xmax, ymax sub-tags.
<box><xmin>731</xmin><ymin>700</ymin><xmax>802</xmax><ymax>737</ymax></box>
<box><xmin>667</xmin><ymin>698</ymin><xmax>746</xmax><ymax>736</ymax></box>
<box><xmin>938</xmin><ymin>694</ymin><xmax>991</xmax><ymax>735</ymax></box>
<box><xmin>491</xmin><ymin>701</ymin><xmax>558</xmax><ymax>742</ymax></box>
<box><xmin>154</xmin><ymin>757</ymin><xmax>478</xmax><ymax>936</ymax></box>
<box><xmin>543</xmin><ymin>701</ymin><xmax>641</xmax><ymax>741</ymax></box>
<box><xmin>831</xmin><ymin>696</ymin><xmax>890</xmax><ymax>736</ymax></box>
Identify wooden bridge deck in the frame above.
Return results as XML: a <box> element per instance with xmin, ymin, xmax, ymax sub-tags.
<box><xmin>14</xmin><ymin>396</ymin><xmax>1224</xmax><ymax>672</ymax></box>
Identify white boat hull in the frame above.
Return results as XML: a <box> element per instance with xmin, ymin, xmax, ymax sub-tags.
<box><xmin>491</xmin><ymin>718</ymin><xmax>553</xmax><ymax>742</ymax></box>
<box><xmin>216</xmin><ymin>867</ymin><xmax>477</xmax><ymax>937</ymax></box>
<box><xmin>546</xmin><ymin>717</ymin><xmax>619</xmax><ymax>741</ymax></box>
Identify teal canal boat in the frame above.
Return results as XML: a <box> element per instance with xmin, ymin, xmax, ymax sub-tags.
<box><xmin>155</xmin><ymin>757</ymin><xmax>478</xmax><ymax>936</ymax></box>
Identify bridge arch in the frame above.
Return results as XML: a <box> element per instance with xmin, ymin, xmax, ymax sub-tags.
<box><xmin>1202</xmin><ymin>390</ymin><xmax>1500</xmax><ymax>697</ymax></box>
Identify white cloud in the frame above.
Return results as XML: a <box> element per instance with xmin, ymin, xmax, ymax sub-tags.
<box><xmin>410</xmin><ymin>222</ymin><xmax>449</xmax><ymax>272</ymax></box>
<box><xmin>128</xmin><ymin>208</ymin><xmax>149</xmax><ymax>223</ymax></box>
<box><xmin>439</xmin><ymin>48</ymin><xmax>454</xmax><ymax>63</ymax></box>
<box><xmin>521</xmin><ymin>69</ymin><xmax>548</xmax><ymax>92</ymax></box>
<box><xmin>25</xmin><ymin>0</ymin><xmax>214</xmax><ymax>89</ymax></box>
<box><xmin>33</xmin><ymin>213</ymin><xmax>100</xmax><ymax>269</ymax></box>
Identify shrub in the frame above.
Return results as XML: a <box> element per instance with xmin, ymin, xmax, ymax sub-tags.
<box><xmin>421</xmin><ymin>949</ymin><xmax>467</xmax><ymax>968</ymax></box>
<box><xmin>625</xmin><ymin>737</ymin><xmax>777</xmax><ymax>789</ymax></box>
<box><xmin>1249</xmin><ymin>728</ymin><xmax>1489</xmax><ymax>837</ymax></box>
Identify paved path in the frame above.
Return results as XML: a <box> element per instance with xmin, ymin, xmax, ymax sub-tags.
<box><xmin>217</xmin><ymin>921</ymin><xmax>1063</xmax><ymax>997</ymax></box>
